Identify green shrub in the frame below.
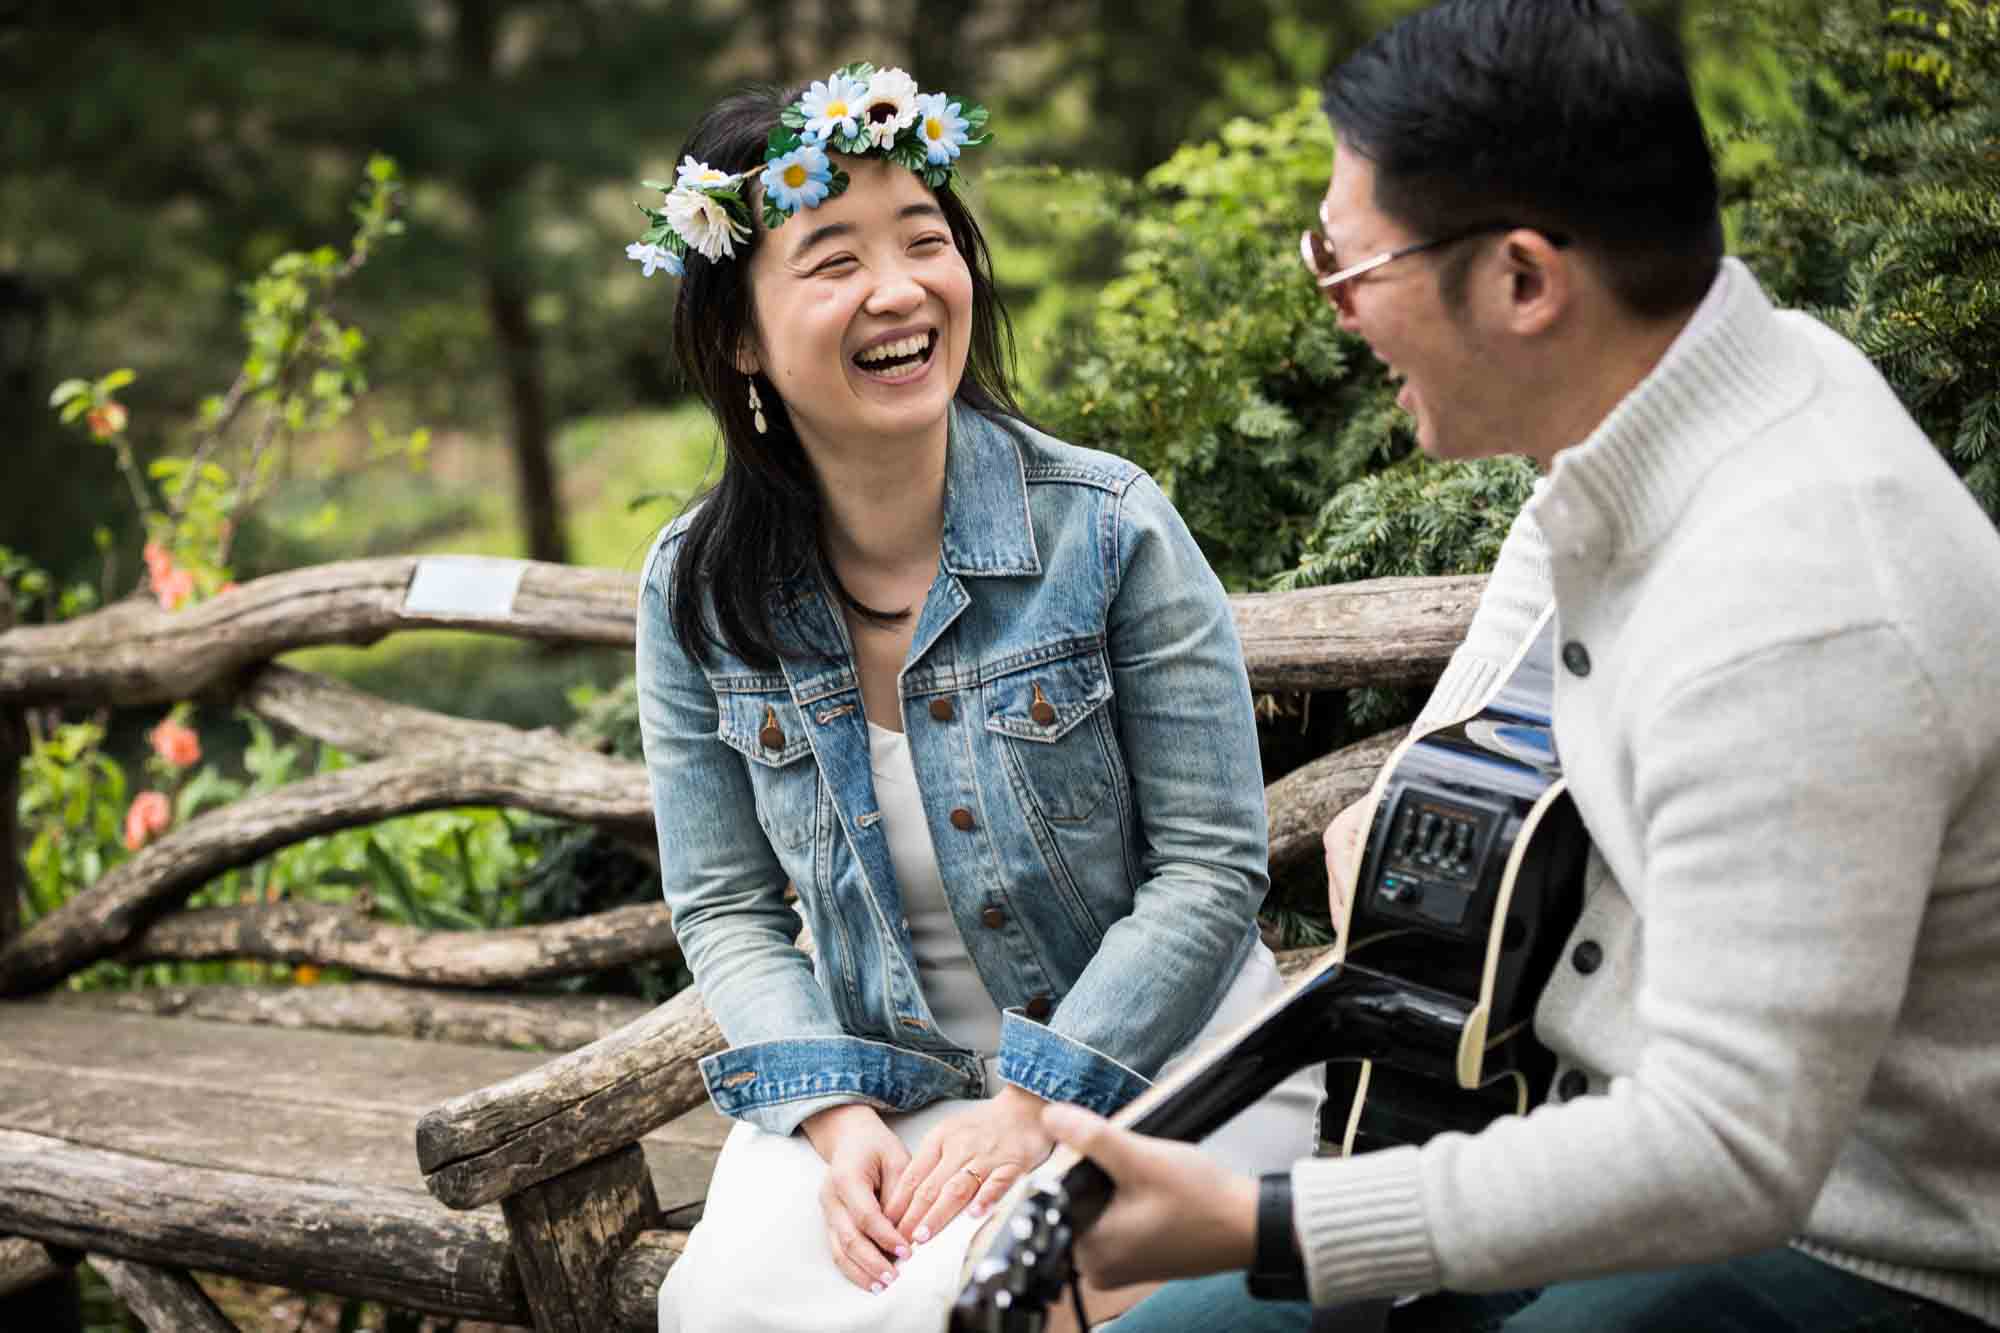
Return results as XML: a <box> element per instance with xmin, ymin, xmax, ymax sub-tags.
<box><xmin>1729</xmin><ymin>0</ymin><xmax>2000</xmax><ymax>517</ymax></box>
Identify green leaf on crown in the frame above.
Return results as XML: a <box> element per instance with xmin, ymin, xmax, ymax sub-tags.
<box><xmin>762</xmin><ymin>201</ymin><xmax>789</xmax><ymax>231</ymax></box>
<box><xmin>780</xmin><ymin>106</ymin><xmax>807</xmax><ymax>130</ymax></box>
<box><xmin>640</xmin><ymin>179</ymin><xmax>672</xmax><ymax>192</ymax></box>
<box><xmin>768</xmin><ymin>125</ymin><xmax>801</xmax><ymax>157</ymax></box>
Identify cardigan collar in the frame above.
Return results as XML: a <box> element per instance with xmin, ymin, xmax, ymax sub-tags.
<box><xmin>1529</xmin><ymin>258</ymin><xmax>1821</xmax><ymax>561</ymax></box>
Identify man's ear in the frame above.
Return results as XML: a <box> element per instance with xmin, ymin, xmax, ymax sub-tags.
<box><xmin>1498</xmin><ymin>231</ymin><xmax>1569</xmax><ymax>338</ymax></box>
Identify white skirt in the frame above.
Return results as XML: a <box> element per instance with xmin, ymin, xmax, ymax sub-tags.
<box><xmin>658</xmin><ymin>940</ymin><xmax>1321</xmax><ymax>1333</ymax></box>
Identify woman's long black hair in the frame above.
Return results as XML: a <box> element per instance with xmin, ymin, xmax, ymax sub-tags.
<box><xmin>665</xmin><ymin>83</ymin><xmax>1028</xmax><ymax>671</ymax></box>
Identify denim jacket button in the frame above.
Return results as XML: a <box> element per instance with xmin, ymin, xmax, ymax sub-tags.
<box><xmin>929</xmin><ymin>697</ymin><xmax>955</xmax><ymax>722</ymax></box>
<box><xmin>981</xmin><ymin>907</ymin><xmax>1006</xmax><ymax>929</ymax></box>
<box><xmin>950</xmin><ymin>807</ymin><xmax>976</xmax><ymax>831</ymax></box>
<box><xmin>1025</xmin><ymin>994</ymin><xmax>1052</xmax><ymax>1022</ymax></box>
<box><xmin>758</xmin><ymin>704</ymin><xmax>785</xmax><ymax>750</ymax></box>
<box><xmin>1029</xmin><ymin>682</ymin><xmax>1057</xmax><ymax>727</ymax></box>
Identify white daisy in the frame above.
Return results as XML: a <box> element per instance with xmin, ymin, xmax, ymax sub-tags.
<box><xmin>673</xmin><ymin>156</ymin><xmax>738</xmax><ymax>191</ymax></box>
<box><xmin>799</xmin><ymin>71</ymin><xmax>870</xmax><ymax>143</ymax></box>
<box><xmin>857</xmin><ymin>67</ymin><xmax>920</xmax><ymax>149</ymax></box>
<box><xmin>664</xmin><ymin>188</ymin><xmax>749</xmax><ymax>262</ymax></box>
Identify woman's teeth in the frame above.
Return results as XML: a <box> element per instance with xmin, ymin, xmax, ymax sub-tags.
<box><xmin>855</xmin><ymin>332</ymin><xmax>934</xmax><ymax>372</ymax></box>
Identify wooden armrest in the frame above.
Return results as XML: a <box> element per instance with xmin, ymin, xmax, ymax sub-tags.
<box><xmin>418</xmin><ymin>981</ymin><xmax>724</xmax><ymax>1210</ymax></box>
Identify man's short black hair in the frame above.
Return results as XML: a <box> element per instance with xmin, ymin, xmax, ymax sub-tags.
<box><xmin>1322</xmin><ymin>0</ymin><xmax>1723</xmax><ymax>318</ymax></box>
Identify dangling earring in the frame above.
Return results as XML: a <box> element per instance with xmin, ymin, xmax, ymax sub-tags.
<box><xmin>747</xmin><ymin>378</ymin><xmax>768</xmax><ymax>435</ymax></box>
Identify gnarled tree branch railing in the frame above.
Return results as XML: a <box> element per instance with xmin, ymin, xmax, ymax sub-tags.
<box><xmin>0</xmin><ymin>554</ymin><xmax>1473</xmax><ymax>1330</ymax></box>
<box><xmin>43</xmin><ymin>981</ymin><xmax>652</xmax><ymax>1052</ymax></box>
<box><xmin>118</xmin><ymin>900</ymin><xmax>678</xmax><ymax>986</ymax></box>
<box><xmin>0</xmin><ymin>555</ymin><xmax>1480</xmax><ymax>708</ymax></box>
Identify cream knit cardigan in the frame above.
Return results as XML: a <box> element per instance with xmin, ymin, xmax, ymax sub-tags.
<box><xmin>1295</xmin><ymin>260</ymin><xmax>2000</xmax><ymax>1325</ymax></box>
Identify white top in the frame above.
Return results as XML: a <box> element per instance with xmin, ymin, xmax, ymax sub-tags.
<box><xmin>866</xmin><ymin>721</ymin><xmax>1004</xmax><ymax>1055</ymax></box>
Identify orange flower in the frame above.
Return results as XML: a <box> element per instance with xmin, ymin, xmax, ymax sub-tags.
<box><xmin>86</xmin><ymin>401</ymin><xmax>128</xmax><ymax>439</ymax></box>
<box><xmin>123</xmin><ymin>791</ymin><xmax>171</xmax><ymax>851</ymax></box>
<box><xmin>153</xmin><ymin>565</ymin><xmax>195</xmax><ymax>610</ymax></box>
<box><xmin>149</xmin><ymin>717</ymin><xmax>201</xmax><ymax>768</ymax></box>
<box><xmin>142</xmin><ymin>540</ymin><xmax>173</xmax><ymax>580</ymax></box>
<box><xmin>292</xmin><ymin>964</ymin><xmax>322</xmax><ymax>986</ymax></box>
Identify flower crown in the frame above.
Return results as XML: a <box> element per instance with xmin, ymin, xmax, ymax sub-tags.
<box><xmin>625</xmin><ymin>62</ymin><xmax>990</xmax><ymax>278</ymax></box>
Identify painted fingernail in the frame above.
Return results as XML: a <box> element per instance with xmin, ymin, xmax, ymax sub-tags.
<box><xmin>883</xmin><ymin>1268</ymin><xmax>897</xmax><ymax>1284</ymax></box>
<box><xmin>895</xmin><ymin>1244</ymin><xmax>911</xmax><ymax>1260</ymax></box>
<box><xmin>914</xmin><ymin>1224</ymin><xmax>931</xmax><ymax>1243</ymax></box>
<box><xmin>969</xmin><ymin>1202</ymin><xmax>988</xmax><ymax>1218</ymax></box>
<box><xmin>870</xmin><ymin>1281</ymin><xmax>884</xmax><ymax>1295</ymax></box>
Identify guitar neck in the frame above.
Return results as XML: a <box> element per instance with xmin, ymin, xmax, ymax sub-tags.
<box><xmin>1049</xmin><ymin>958</ymin><xmax>1471</xmax><ymax>1233</ymax></box>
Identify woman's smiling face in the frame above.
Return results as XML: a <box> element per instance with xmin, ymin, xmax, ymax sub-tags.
<box><xmin>740</xmin><ymin>156</ymin><xmax>973</xmax><ymax>460</ymax></box>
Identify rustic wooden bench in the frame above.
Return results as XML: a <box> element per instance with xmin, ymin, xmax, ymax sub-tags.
<box><xmin>0</xmin><ymin>556</ymin><xmax>1477</xmax><ymax>1329</ymax></box>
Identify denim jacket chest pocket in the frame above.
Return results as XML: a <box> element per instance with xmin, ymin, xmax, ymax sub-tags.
<box><xmin>715</xmin><ymin>686</ymin><xmax>820</xmax><ymax>851</ymax></box>
<box><xmin>984</xmin><ymin>649</ymin><xmax>1120</xmax><ymax>823</ymax></box>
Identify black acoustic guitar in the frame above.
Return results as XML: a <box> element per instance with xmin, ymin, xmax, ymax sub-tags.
<box><xmin>949</xmin><ymin>606</ymin><xmax>1587</xmax><ymax>1332</ymax></box>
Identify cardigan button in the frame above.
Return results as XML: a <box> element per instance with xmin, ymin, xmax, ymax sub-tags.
<box><xmin>981</xmin><ymin>907</ymin><xmax>1006</xmax><ymax>929</ymax></box>
<box><xmin>1572</xmin><ymin>939</ymin><xmax>1603</xmax><ymax>975</ymax></box>
<box><xmin>949</xmin><ymin>807</ymin><xmax>976</xmax><ymax>832</ymax></box>
<box><xmin>1024</xmin><ymin>994</ymin><xmax>1053</xmax><ymax>1022</ymax></box>
<box><xmin>1561</xmin><ymin>641</ymin><xmax>1592</xmax><ymax>677</ymax></box>
<box><xmin>929</xmin><ymin>697</ymin><xmax>955</xmax><ymax>722</ymax></box>
<box><xmin>1556</xmin><ymin>1069</ymin><xmax>1590</xmax><ymax>1102</ymax></box>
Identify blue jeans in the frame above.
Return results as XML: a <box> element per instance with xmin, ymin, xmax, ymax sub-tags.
<box><xmin>1106</xmin><ymin>1247</ymin><xmax>1993</xmax><ymax>1332</ymax></box>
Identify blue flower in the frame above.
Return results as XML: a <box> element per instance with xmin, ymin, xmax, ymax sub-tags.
<box><xmin>625</xmin><ymin>242</ymin><xmax>682</xmax><ymax>278</ymax></box>
<box><xmin>760</xmin><ymin>144</ymin><xmax>833</xmax><ymax>215</ymax></box>
<box><xmin>914</xmin><ymin>92</ymin><xmax>970</xmax><ymax>165</ymax></box>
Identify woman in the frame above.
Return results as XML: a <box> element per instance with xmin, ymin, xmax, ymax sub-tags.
<box><xmin>632</xmin><ymin>64</ymin><xmax>1320</xmax><ymax>1333</ymax></box>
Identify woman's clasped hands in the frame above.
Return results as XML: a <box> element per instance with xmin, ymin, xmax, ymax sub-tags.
<box><xmin>801</xmin><ymin>1086</ymin><xmax>1056</xmax><ymax>1293</ymax></box>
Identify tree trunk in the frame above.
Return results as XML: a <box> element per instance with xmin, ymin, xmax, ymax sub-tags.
<box><xmin>485</xmin><ymin>267</ymin><xmax>570</xmax><ymax>566</ymax></box>
<box><xmin>0</xmin><ymin>581</ymin><xmax>21</xmax><ymax>948</ymax></box>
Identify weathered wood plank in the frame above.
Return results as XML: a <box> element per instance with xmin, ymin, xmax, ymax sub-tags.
<box><xmin>0</xmin><ymin>1236</ymin><xmax>67</xmax><ymax>1299</ymax></box>
<box><xmin>0</xmin><ymin>558</ymin><xmax>638</xmax><ymax>708</ymax></box>
<box><xmin>609</xmin><ymin>1230</ymin><xmax>687</xmax><ymax>1331</ymax></box>
<box><xmin>44</xmin><ymin>981</ymin><xmax>651</xmax><ymax>1051</ymax></box>
<box><xmin>0</xmin><ymin>1004</ymin><xmax>727</xmax><ymax>1211</ymax></box>
<box><xmin>0</xmin><ymin>564</ymin><xmax>1476</xmax><ymax>708</ymax></box>
<box><xmin>0</xmin><ymin>1129</ymin><xmax>528</xmax><ymax>1322</ymax></box>
<box><xmin>502</xmin><ymin>1144</ymin><xmax>658</xmax><ymax>1333</ymax></box>
<box><xmin>118</xmin><ymin>901</ymin><xmax>678</xmax><ymax>987</ymax></box>
<box><xmin>1231</xmin><ymin>575</ymin><xmax>1481</xmax><ymax>692</ymax></box>
<box><xmin>1265</xmin><ymin>725</ymin><xmax>1404</xmax><ymax>873</ymax></box>
<box><xmin>418</xmin><ymin>949</ymin><xmax>747</xmax><ymax>1209</ymax></box>
<box><xmin>86</xmin><ymin>1256</ymin><xmax>240</xmax><ymax>1332</ymax></box>
<box><xmin>0</xmin><ymin>1004</ymin><xmax>729</xmax><ymax>1208</ymax></box>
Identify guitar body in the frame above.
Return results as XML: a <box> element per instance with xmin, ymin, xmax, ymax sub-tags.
<box><xmin>1330</xmin><ymin>605</ymin><xmax>1586</xmax><ymax>1146</ymax></box>
<box><xmin>950</xmin><ymin>608</ymin><xmax>1587</xmax><ymax>1331</ymax></box>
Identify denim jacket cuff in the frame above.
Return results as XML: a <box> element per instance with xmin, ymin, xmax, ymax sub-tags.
<box><xmin>699</xmin><ymin>1034</ymin><xmax>984</xmax><ymax>1136</ymax></box>
<box><xmin>995</xmin><ymin>1009</ymin><xmax>1152</xmax><ymax>1116</ymax></box>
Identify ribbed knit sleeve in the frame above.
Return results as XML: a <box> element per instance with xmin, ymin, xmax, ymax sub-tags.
<box><xmin>1292</xmin><ymin>1148</ymin><xmax>1441</xmax><ymax>1304</ymax></box>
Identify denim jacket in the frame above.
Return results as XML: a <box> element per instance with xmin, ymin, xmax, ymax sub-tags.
<box><xmin>636</xmin><ymin>405</ymin><xmax>1268</xmax><ymax>1136</ymax></box>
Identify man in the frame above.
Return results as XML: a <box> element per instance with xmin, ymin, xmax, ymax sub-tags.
<box><xmin>1039</xmin><ymin>2</ymin><xmax>2000</xmax><ymax>1329</ymax></box>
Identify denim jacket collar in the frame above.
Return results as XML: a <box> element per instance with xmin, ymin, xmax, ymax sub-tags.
<box><xmin>940</xmin><ymin>403</ymin><xmax>1041</xmax><ymax>578</ymax></box>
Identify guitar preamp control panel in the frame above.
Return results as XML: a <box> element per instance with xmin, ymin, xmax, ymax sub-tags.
<box><xmin>1367</xmin><ymin>786</ymin><xmax>1508</xmax><ymax>937</ymax></box>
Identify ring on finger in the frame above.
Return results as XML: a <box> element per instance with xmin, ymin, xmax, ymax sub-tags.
<box><xmin>958</xmin><ymin>1163</ymin><xmax>985</xmax><ymax>1181</ymax></box>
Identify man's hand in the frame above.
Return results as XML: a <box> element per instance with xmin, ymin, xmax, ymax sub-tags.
<box><xmin>885</xmin><ymin>1084</ymin><xmax>1054</xmax><ymax>1244</ymax></box>
<box><xmin>1323</xmin><ymin>796</ymin><xmax>1373</xmax><ymax>931</ymax></box>
<box><xmin>1040</xmin><ymin>1103</ymin><xmax>1259</xmax><ymax>1289</ymax></box>
<box><xmin>800</xmin><ymin>1103</ymin><xmax>914</xmax><ymax>1292</ymax></box>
